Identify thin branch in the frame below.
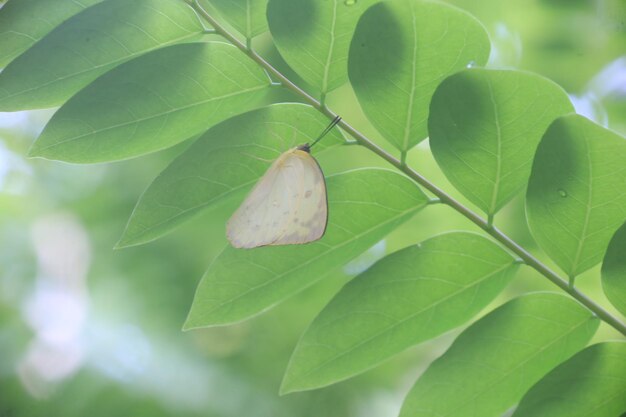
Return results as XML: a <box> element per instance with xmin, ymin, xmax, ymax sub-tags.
<box><xmin>187</xmin><ymin>0</ymin><xmax>626</xmax><ymax>337</ymax></box>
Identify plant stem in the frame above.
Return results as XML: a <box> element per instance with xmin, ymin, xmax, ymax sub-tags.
<box><xmin>188</xmin><ymin>0</ymin><xmax>626</xmax><ymax>337</ymax></box>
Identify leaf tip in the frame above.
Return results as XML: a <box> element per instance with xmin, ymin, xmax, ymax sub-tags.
<box><xmin>182</xmin><ymin>304</ymin><xmax>211</xmax><ymax>332</ymax></box>
<box><xmin>113</xmin><ymin>233</ymin><xmax>138</xmax><ymax>250</ymax></box>
<box><xmin>112</xmin><ymin>239</ymin><xmax>127</xmax><ymax>250</ymax></box>
<box><xmin>279</xmin><ymin>367</ymin><xmax>314</xmax><ymax>395</ymax></box>
<box><xmin>181</xmin><ymin>314</ymin><xmax>198</xmax><ymax>332</ymax></box>
<box><xmin>278</xmin><ymin>377</ymin><xmax>297</xmax><ymax>396</ymax></box>
<box><xmin>26</xmin><ymin>137</ymin><xmax>58</xmax><ymax>160</ymax></box>
<box><xmin>115</xmin><ymin>222</ymin><xmax>159</xmax><ymax>249</ymax></box>
<box><xmin>27</xmin><ymin>143</ymin><xmax>43</xmax><ymax>158</ymax></box>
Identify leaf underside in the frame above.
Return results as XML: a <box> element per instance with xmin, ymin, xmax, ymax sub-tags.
<box><xmin>429</xmin><ymin>68</ymin><xmax>574</xmax><ymax>215</ymax></box>
<box><xmin>205</xmin><ymin>0</ymin><xmax>269</xmax><ymax>39</ymax></box>
<box><xmin>512</xmin><ymin>342</ymin><xmax>626</xmax><ymax>417</ymax></box>
<box><xmin>349</xmin><ymin>0</ymin><xmax>491</xmax><ymax>151</ymax></box>
<box><xmin>400</xmin><ymin>292</ymin><xmax>599</xmax><ymax>417</ymax></box>
<box><xmin>601</xmin><ymin>223</ymin><xmax>626</xmax><ymax>316</ymax></box>
<box><xmin>118</xmin><ymin>103</ymin><xmax>345</xmax><ymax>248</ymax></box>
<box><xmin>184</xmin><ymin>168</ymin><xmax>428</xmax><ymax>328</ymax></box>
<box><xmin>29</xmin><ymin>42</ymin><xmax>271</xmax><ymax>163</ymax></box>
<box><xmin>267</xmin><ymin>0</ymin><xmax>380</xmax><ymax>95</ymax></box>
<box><xmin>0</xmin><ymin>0</ymin><xmax>204</xmax><ymax>111</ymax></box>
<box><xmin>0</xmin><ymin>0</ymin><xmax>103</xmax><ymax>69</ymax></box>
<box><xmin>2</xmin><ymin>2</ymin><xmax>624</xmax><ymax>416</ymax></box>
<box><xmin>526</xmin><ymin>114</ymin><xmax>626</xmax><ymax>277</ymax></box>
<box><xmin>281</xmin><ymin>232</ymin><xmax>519</xmax><ymax>393</ymax></box>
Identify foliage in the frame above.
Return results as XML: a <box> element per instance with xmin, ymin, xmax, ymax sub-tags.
<box><xmin>1</xmin><ymin>0</ymin><xmax>625</xmax><ymax>415</ymax></box>
<box><xmin>602</xmin><ymin>223</ymin><xmax>626</xmax><ymax>317</ymax></box>
<box><xmin>281</xmin><ymin>232</ymin><xmax>520</xmax><ymax>393</ymax></box>
<box><xmin>400</xmin><ymin>293</ymin><xmax>600</xmax><ymax>417</ymax></box>
<box><xmin>349</xmin><ymin>0</ymin><xmax>490</xmax><ymax>151</ymax></box>
<box><xmin>527</xmin><ymin>114</ymin><xmax>626</xmax><ymax>278</ymax></box>
<box><xmin>429</xmin><ymin>69</ymin><xmax>574</xmax><ymax>214</ymax></box>
<box><xmin>185</xmin><ymin>168</ymin><xmax>429</xmax><ymax>328</ymax></box>
<box><xmin>513</xmin><ymin>342</ymin><xmax>626</xmax><ymax>417</ymax></box>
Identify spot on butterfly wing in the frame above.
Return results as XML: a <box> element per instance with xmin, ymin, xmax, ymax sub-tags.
<box><xmin>226</xmin><ymin>148</ymin><xmax>328</xmax><ymax>248</ymax></box>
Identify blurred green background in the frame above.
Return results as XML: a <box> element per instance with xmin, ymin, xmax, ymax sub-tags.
<box><xmin>1</xmin><ymin>0</ymin><xmax>625</xmax><ymax>416</ymax></box>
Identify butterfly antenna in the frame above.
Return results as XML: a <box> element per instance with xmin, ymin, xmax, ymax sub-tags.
<box><xmin>309</xmin><ymin>116</ymin><xmax>342</xmax><ymax>148</ymax></box>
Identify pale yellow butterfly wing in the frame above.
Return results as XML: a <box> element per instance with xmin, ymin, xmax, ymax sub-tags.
<box><xmin>226</xmin><ymin>148</ymin><xmax>328</xmax><ymax>249</ymax></box>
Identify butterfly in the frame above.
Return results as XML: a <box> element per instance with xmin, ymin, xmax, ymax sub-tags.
<box><xmin>226</xmin><ymin>116</ymin><xmax>341</xmax><ymax>249</ymax></box>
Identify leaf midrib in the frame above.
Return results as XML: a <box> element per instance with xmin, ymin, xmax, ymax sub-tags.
<box><xmin>33</xmin><ymin>83</ymin><xmax>268</xmax><ymax>153</ymax></box>
<box><xmin>321</xmin><ymin>0</ymin><xmax>338</xmax><ymax>94</ymax></box>
<box><xmin>245</xmin><ymin>0</ymin><xmax>251</xmax><ymax>38</ymax></box>
<box><xmin>569</xmin><ymin>135</ymin><xmax>593</xmax><ymax>276</ymax></box>
<box><xmin>487</xmin><ymin>78</ymin><xmax>503</xmax><ymax>215</ymax></box>
<box><xmin>401</xmin><ymin>2</ymin><xmax>419</xmax><ymax>152</ymax></box>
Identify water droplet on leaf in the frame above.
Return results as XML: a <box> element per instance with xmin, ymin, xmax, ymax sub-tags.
<box><xmin>466</xmin><ymin>60</ymin><xmax>476</xmax><ymax>68</ymax></box>
<box><xmin>344</xmin><ymin>0</ymin><xmax>356</xmax><ymax>5</ymax></box>
<box><xmin>558</xmin><ymin>189</ymin><xmax>567</xmax><ymax>198</ymax></box>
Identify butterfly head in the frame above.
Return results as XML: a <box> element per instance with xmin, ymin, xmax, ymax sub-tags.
<box><xmin>296</xmin><ymin>143</ymin><xmax>311</xmax><ymax>153</ymax></box>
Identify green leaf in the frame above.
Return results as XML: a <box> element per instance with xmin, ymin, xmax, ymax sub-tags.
<box><xmin>29</xmin><ymin>42</ymin><xmax>271</xmax><ymax>163</ymax></box>
<box><xmin>513</xmin><ymin>342</ymin><xmax>626</xmax><ymax>417</ymax></box>
<box><xmin>117</xmin><ymin>103</ymin><xmax>345</xmax><ymax>248</ymax></box>
<box><xmin>267</xmin><ymin>0</ymin><xmax>379</xmax><ymax>96</ymax></box>
<box><xmin>602</xmin><ymin>223</ymin><xmax>626</xmax><ymax>316</ymax></box>
<box><xmin>205</xmin><ymin>0</ymin><xmax>268</xmax><ymax>39</ymax></box>
<box><xmin>0</xmin><ymin>0</ymin><xmax>204</xmax><ymax>111</ymax></box>
<box><xmin>0</xmin><ymin>0</ymin><xmax>102</xmax><ymax>69</ymax></box>
<box><xmin>400</xmin><ymin>293</ymin><xmax>600</xmax><ymax>417</ymax></box>
<box><xmin>429</xmin><ymin>69</ymin><xmax>574</xmax><ymax>215</ymax></box>
<box><xmin>526</xmin><ymin>114</ymin><xmax>626</xmax><ymax>277</ymax></box>
<box><xmin>184</xmin><ymin>168</ymin><xmax>428</xmax><ymax>329</ymax></box>
<box><xmin>349</xmin><ymin>0</ymin><xmax>490</xmax><ymax>152</ymax></box>
<box><xmin>281</xmin><ymin>232</ymin><xmax>519</xmax><ymax>394</ymax></box>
